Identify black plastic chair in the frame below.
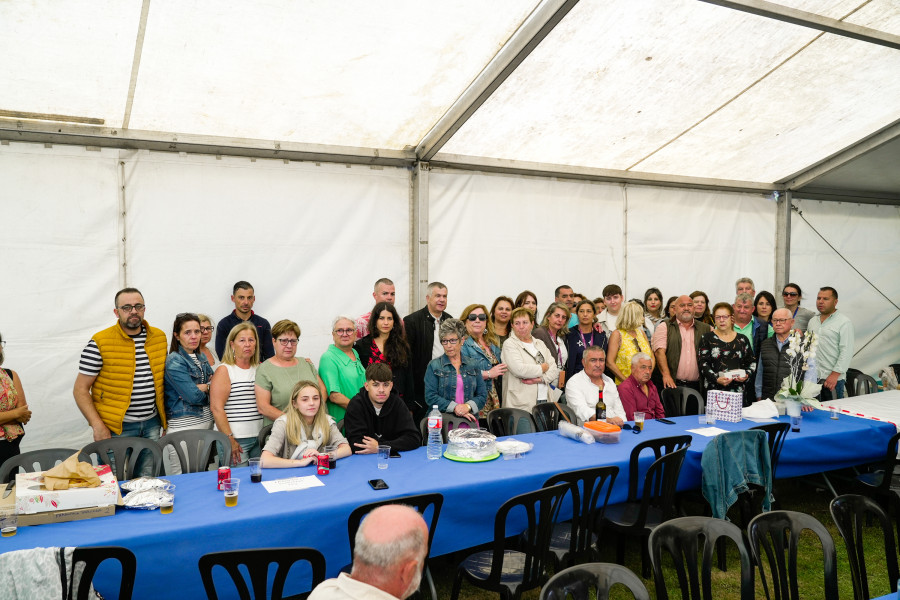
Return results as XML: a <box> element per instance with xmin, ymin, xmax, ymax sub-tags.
<box><xmin>257</xmin><ymin>423</ymin><xmax>273</xmax><ymax>452</ymax></box>
<box><xmin>749</xmin><ymin>422</ymin><xmax>790</xmax><ymax>479</ymax></box>
<box><xmin>845</xmin><ymin>368</ymin><xmax>864</xmax><ymax>397</ymax></box>
<box><xmin>72</xmin><ymin>546</ymin><xmax>137</xmax><ymax>600</ymax></box>
<box><xmin>748</xmin><ymin>510</ymin><xmax>838</xmax><ymax>600</ymax></box>
<box><xmin>660</xmin><ymin>386</ymin><xmax>703</xmax><ymax>417</ymax></box>
<box><xmin>0</xmin><ymin>448</ymin><xmax>78</xmax><ymax>483</ymax></box>
<box><xmin>855</xmin><ymin>430</ymin><xmax>900</xmax><ymax>512</ymax></box>
<box><xmin>418</xmin><ymin>415</ymin><xmax>475</xmax><ymax>445</ymax></box>
<box><xmin>829</xmin><ymin>494</ymin><xmax>900</xmax><ymax>600</ymax></box>
<box><xmin>158</xmin><ymin>430</ymin><xmax>231</xmax><ymax>473</ymax></box>
<box><xmin>199</xmin><ymin>547</ymin><xmax>325</xmax><ymax>600</ymax></box>
<box><xmin>81</xmin><ymin>436</ymin><xmax>163</xmax><ymax>480</ymax></box>
<box><xmin>347</xmin><ymin>493</ymin><xmax>443</xmax><ymax>600</ymax></box>
<box><xmin>450</xmin><ymin>483</ymin><xmax>569</xmax><ymax>600</ymax></box>
<box><xmin>487</xmin><ymin>408</ymin><xmax>537</xmax><ymax>437</ymax></box>
<box><xmin>542</xmin><ymin>466</ymin><xmax>619</xmax><ymax>568</ymax></box>
<box><xmin>852</xmin><ymin>373</ymin><xmax>878</xmax><ymax>396</ymax></box>
<box><xmin>648</xmin><ymin>516</ymin><xmax>754</xmax><ymax>600</ymax></box>
<box><xmin>539</xmin><ymin>562</ymin><xmax>649</xmax><ymax>600</ymax></box>
<box><xmin>600</xmin><ymin>435</ymin><xmax>692</xmax><ymax>577</ymax></box>
<box><xmin>532</xmin><ymin>402</ymin><xmax>579</xmax><ymax>431</ymax></box>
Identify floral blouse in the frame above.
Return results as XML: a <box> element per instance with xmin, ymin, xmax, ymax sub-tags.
<box><xmin>0</xmin><ymin>369</ymin><xmax>24</xmax><ymax>441</ymax></box>
<box><xmin>698</xmin><ymin>332</ymin><xmax>756</xmax><ymax>392</ymax></box>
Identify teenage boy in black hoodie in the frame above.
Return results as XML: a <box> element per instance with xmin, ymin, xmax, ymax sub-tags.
<box><xmin>345</xmin><ymin>363</ymin><xmax>421</xmax><ymax>453</ymax></box>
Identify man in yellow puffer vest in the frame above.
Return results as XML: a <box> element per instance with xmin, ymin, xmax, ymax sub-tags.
<box><xmin>73</xmin><ymin>288</ymin><xmax>167</xmax><ymax>476</ymax></box>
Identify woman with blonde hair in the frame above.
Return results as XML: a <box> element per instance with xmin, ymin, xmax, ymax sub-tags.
<box><xmin>460</xmin><ymin>304</ymin><xmax>506</xmax><ymax>419</ymax></box>
<box><xmin>261</xmin><ymin>380</ymin><xmax>350</xmax><ymax>468</ymax></box>
<box><xmin>533</xmin><ymin>302</ymin><xmax>570</xmax><ymax>389</ymax></box>
<box><xmin>606</xmin><ymin>301</ymin><xmax>655</xmax><ymax>384</ymax></box>
<box><xmin>211</xmin><ymin>322</ymin><xmax>262</xmax><ymax>467</ymax></box>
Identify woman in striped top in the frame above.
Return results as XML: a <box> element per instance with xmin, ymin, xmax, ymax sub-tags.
<box><xmin>211</xmin><ymin>322</ymin><xmax>262</xmax><ymax>467</ymax></box>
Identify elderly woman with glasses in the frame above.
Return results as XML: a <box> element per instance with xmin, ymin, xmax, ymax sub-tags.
<box><xmin>196</xmin><ymin>314</ymin><xmax>218</xmax><ymax>368</ymax></box>
<box><xmin>317</xmin><ymin>316</ymin><xmax>366</xmax><ymax>423</ymax></box>
<box><xmin>256</xmin><ymin>319</ymin><xmax>326</xmax><ymax>427</ymax></box>
<box><xmin>502</xmin><ymin>307</ymin><xmax>561</xmax><ymax>411</ymax></box>
<box><xmin>424</xmin><ymin>319</ymin><xmax>486</xmax><ymax>423</ymax></box>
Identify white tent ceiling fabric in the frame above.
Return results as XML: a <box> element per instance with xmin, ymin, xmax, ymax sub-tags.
<box><xmin>3</xmin><ymin>142</ymin><xmax>897</xmax><ymax>452</ymax></box>
<box><xmin>2</xmin><ymin>1</ymin><xmax>898</xmax><ymax>187</ymax></box>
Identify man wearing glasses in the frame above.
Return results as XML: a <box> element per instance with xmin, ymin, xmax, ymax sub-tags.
<box><xmin>215</xmin><ymin>280</ymin><xmax>275</xmax><ymax>361</ymax></box>
<box><xmin>755</xmin><ymin>309</ymin><xmax>816</xmax><ymax>407</ymax></box>
<box><xmin>73</xmin><ymin>288</ymin><xmax>167</xmax><ymax>474</ymax></box>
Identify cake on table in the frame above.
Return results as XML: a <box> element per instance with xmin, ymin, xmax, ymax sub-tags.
<box><xmin>446</xmin><ymin>428</ymin><xmax>497</xmax><ymax>460</ymax></box>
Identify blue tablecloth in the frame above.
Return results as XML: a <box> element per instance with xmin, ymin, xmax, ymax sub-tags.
<box><xmin>1</xmin><ymin>412</ymin><xmax>893</xmax><ymax>599</ymax></box>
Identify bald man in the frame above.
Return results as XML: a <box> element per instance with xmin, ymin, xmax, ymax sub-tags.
<box><xmin>755</xmin><ymin>308</ymin><xmax>815</xmax><ymax>410</ymax></box>
<box><xmin>309</xmin><ymin>505</ymin><xmax>428</xmax><ymax>600</ymax></box>
<box><xmin>650</xmin><ymin>295</ymin><xmax>710</xmax><ymax>393</ymax></box>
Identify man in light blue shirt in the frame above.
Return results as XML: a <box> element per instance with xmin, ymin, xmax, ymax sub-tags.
<box><xmin>807</xmin><ymin>287</ymin><xmax>854</xmax><ymax>400</ymax></box>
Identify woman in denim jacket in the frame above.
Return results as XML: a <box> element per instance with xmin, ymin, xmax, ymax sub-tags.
<box><xmin>424</xmin><ymin>319</ymin><xmax>486</xmax><ymax>424</ymax></box>
<box><xmin>459</xmin><ymin>304</ymin><xmax>506</xmax><ymax>419</ymax></box>
<box><xmin>164</xmin><ymin>313</ymin><xmax>215</xmax><ymax>435</ymax></box>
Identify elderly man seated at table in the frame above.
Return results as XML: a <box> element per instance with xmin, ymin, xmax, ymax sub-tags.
<box><xmin>561</xmin><ymin>345</ymin><xmax>625</xmax><ymax>426</ymax></box>
<box><xmin>345</xmin><ymin>363</ymin><xmax>421</xmax><ymax>454</ymax></box>
<box><xmin>309</xmin><ymin>504</ymin><xmax>429</xmax><ymax>600</ymax></box>
<box><xmin>616</xmin><ymin>352</ymin><xmax>666</xmax><ymax>421</ymax></box>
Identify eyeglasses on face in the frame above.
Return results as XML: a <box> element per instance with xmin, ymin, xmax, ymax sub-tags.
<box><xmin>200</xmin><ymin>326</ymin><xmax>214</xmax><ymax>333</ymax></box>
<box><xmin>771</xmin><ymin>318</ymin><xmax>791</xmax><ymax>324</ymax></box>
<box><xmin>277</xmin><ymin>338</ymin><xmax>299</xmax><ymax>346</ymax></box>
<box><xmin>440</xmin><ymin>338</ymin><xmax>460</xmax><ymax>346</ymax></box>
<box><xmin>782</xmin><ymin>291</ymin><xmax>799</xmax><ymax>297</ymax></box>
<box><xmin>333</xmin><ymin>329</ymin><xmax>354</xmax><ymax>336</ymax></box>
<box><xmin>117</xmin><ymin>304</ymin><xmax>145</xmax><ymax>313</ymax></box>
<box><xmin>467</xmin><ymin>314</ymin><xmax>487</xmax><ymax>322</ymax></box>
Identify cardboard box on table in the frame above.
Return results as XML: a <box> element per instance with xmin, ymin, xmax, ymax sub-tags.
<box><xmin>0</xmin><ymin>464</ymin><xmax>123</xmax><ymax>526</ymax></box>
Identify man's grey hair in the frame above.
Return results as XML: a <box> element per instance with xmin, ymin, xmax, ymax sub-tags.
<box><xmin>426</xmin><ymin>281</ymin><xmax>447</xmax><ymax>295</ymax></box>
<box><xmin>354</xmin><ymin>510</ymin><xmax>426</xmax><ymax>569</ymax></box>
<box><xmin>735</xmin><ymin>277</ymin><xmax>754</xmax><ymax>289</ymax></box>
<box><xmin>631</xmin><ymin>352</ymin><xmax>652</xmax><ymax>367</ymax></box>
<box><xmin>332</xmin><ymin>315</ymin><xmax>356</xmax><ymax>330</ymax></box>
<box><xmin>374</xmin><ymin>278</ymin><xmax>394</xmax><ymax>289</ymax></box>
<box><xmin>734</xmin><ymin>293</ymin><xmax>754</xmax><ymax>305</ymax></box>
<box><xmin>439</xmin><ymin>318</ymin><xmax>466</xmax><ymax>341</ymax></box>
<box><xmin>583</xmin><ymin>345</ymin><xmax>606</xmax><ymax>359</ymax></box>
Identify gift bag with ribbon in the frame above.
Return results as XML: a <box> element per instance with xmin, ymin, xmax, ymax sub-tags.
<box><xmin>706</xmin><ymin>390</ymin><xmax>743</xmax><ymax>422</ymax></box>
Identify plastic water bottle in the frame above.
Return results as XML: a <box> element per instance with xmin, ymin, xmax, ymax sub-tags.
<box><xmin>427</xmin><ymin>405</ymin><xmax>443</xmax><ymax>460</ymax></box>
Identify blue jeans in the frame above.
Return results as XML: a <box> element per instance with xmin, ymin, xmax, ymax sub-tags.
<box><xmin>117</xmin><ymin>414</ymin><xmax>162</xmax><ymax>477</ymax></box>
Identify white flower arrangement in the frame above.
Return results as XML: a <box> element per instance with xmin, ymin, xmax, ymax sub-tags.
<box><xmin>774</xmin><ymin>329</ymin><xmax>822</xmax><ymax>407</ymax></box>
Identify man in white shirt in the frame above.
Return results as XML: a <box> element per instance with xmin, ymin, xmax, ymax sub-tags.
<box><xmin>562</xmin><ymin>346</ymin><xmax>625</xmax><ymax>425</ymax></box>
<box><xmin>309</xmin><ymin>505</ymin><xmax>428</xmax><ymax>600</ymax></box>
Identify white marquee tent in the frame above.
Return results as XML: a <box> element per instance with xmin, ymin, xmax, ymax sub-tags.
<box><xmin>2</xmin><ymin>0</ymin><xmax>898</xmax><ymax>452</ymax></box>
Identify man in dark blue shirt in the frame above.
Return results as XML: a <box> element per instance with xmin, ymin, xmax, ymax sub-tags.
<box><xmin>215</xmin><ymin>281</ymin><xmax>275</xmax><ymax>361</ymax></box>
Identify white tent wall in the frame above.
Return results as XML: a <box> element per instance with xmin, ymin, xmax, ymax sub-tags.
<box><xmin>3</xmin><ymin>141</ymin><xmax>899</xmax><ymax>454</ymax></box>
<box><xmin>3</xmin><ymin>143</ymin><xmax>410</xmax><ymax>452</ymax></box>
<box><xmin>789</xmin><ymin>198</ymin><xmax>900</xmax><ymax>379</ymax></box>
<box><xmin>2</xmin><ymin>143</ymin><xmax>121</xmax><ymax>453</ymax></box>
<box><xmin>429</xmin><ymin>170</ymin><xmax>775</xmax><ymax>316</ymax></box>
<box><xmin>428</xmin><ymin>170</ymin><xmax>625</xmax><ymax>314</ymax></box>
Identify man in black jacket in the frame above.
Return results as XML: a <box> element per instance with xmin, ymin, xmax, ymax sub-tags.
<box><xmin>403</xmin><ymin>282</ymin><xmax>451</xmax><ymax>420</ymax></box>
<box><xmin>345</xmin><ymin>364</ymin><xmax>421</xmax><ymax>453</ymax></box>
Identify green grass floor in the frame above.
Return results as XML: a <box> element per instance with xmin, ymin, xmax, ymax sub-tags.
<box><xmin>427</xmin><ymin>478</ymin><xmax>897</xmax><ymax>599</ymax></box>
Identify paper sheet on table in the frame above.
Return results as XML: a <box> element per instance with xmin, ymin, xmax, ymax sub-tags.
<box><xmin>744</xmin><ymin>417</ymin><xmax>778</xmax><ymax>423</ymax></box>
<box><xmin>686</xmin><ymin>427</ymin><xmax>731</xmax><ymax>437</ymax></box>
<box><xmin>261</xmin><ymin>475</ymin><xmax>324</xmax><ymax>493</ymax></box>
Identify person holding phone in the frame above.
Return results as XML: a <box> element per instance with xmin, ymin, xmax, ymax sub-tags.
<box><xmin>260</xmin><ymin>380</ymin><xmax>350</xmax><ymax>468</ymax></box>
<box><xmin>345</xmin><ymin>363</ymin><xmax>420</xmax><ymax>454</ymax></box>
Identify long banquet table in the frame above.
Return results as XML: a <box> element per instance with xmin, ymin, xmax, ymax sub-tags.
<box><xmin>1</xmin><ymin>411</ymin><xmax>894</xmax><ymax>599</ymax></box>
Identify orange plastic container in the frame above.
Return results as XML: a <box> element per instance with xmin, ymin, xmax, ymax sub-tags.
<box><xmin>583</xmin><ymin>421</ymin><xmax>621</xmax><ymax>444</ymax></box>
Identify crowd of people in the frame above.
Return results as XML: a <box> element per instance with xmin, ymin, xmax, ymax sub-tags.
<box><xmin>0</xmin><ymin>276</ymin><xmax>856</xmax><ymax>473</ymax></box>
